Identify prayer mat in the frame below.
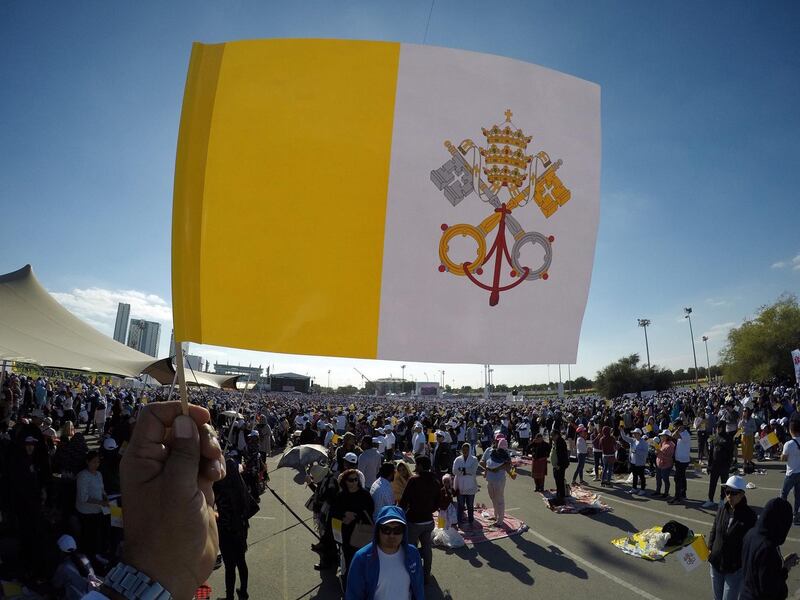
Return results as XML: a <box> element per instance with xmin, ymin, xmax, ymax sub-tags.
<box><xmin>610</xmin><ymin>526</ymin><xmax>702</xmax><ymax>561</ymax></box>
<box><xmin>541</xmin><ymin>485</ymin><xmax>611</xmax><ymax>514</ymax></box>
<box><xmin>511</xmin><ymin>455</ymin><xmax>533</xmax><ymax>467</ymax></box>
<box><xmin>453</xmin><ymin>505</ymin><xmax>528</xmax><ymax>545</ymax></box>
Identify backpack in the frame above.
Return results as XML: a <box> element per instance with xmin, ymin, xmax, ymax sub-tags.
<box><xmin>662</xmin><ymin>520</ymin><xmax>690</xmax><ymax>546</ymax></box>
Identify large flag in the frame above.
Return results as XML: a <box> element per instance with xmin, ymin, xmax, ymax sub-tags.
<box><xmin>172</xmin><ymin>39</ymin><xmax>600</xmax><ymax>364</ymax></box>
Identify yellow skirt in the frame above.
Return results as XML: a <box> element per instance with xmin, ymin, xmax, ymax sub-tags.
<box><xmin>741</xmin><ymin>434</ymin><xmax>754</xmax><ymax>462</ymax></box>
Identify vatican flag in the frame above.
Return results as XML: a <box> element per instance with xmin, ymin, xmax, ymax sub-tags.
<box><xmin>172</xmin><ymin>39</ymin><xmax>600</xmax><ymax>364</ymax></box>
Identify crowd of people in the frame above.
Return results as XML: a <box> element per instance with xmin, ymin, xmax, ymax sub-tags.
<box><xmin>2</xmin><ymin>370</ymin><xmax>800</xmax><ymax>599</ymax></box>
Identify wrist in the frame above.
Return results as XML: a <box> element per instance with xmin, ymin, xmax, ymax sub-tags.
<box><xmin>122</xmin><ymin>548</ymin><xmax>195</xmax><ymax>599</ymax></box>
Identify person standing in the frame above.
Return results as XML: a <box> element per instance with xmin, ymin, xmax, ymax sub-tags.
<box><xmin>431</xmin><ymin>431</ymin><xmax>453</xmax><ymax>479</ymax></box>
<box><xmin>652</xmin><ymin>431</ymin><xmax>675</xmax><ymax>498</ymax></box>
<box><xmin>370</xmin><ymin>462</ymin><xmax>396</xmax><ymax>521</ymax></box>
<box><xmin>452</xmin><ymin>442</ymin><xmax>479</xmax><ymax>527</ymax></box>
<box><xmin>670</xmin><ymin>420</ymin><xmax>691</xmax><ymax>504</ymax></box>
<box><xmin>399</xmin><ymin>455</ymin><xmax>442</xmax><ymax>584</ymax></box>
<box><xmin>345</xmin><ymin>505</ymin><xmax>425</xmax><ymax>600</ymax></box>
<box><xmin>332</xmin><ymin>468</ymin><xmax>375</xmax><ymax>583</ymax></box>
<box><xmin>530</xmin><ymin>433</ymin><xmax>550</xmax><ymax>492</ymax></box>
<box><xmin>780</xmin><ymin>419</ymin><xmax>800</xmax><ymax>525</ymax></box>
<box><xmin>481</xmin><ymin>437</ymin><xmax>513</xmax><ymax>523</ymax></box>
<box><xmin>739</xmin><ymin>407</ymin><xmax>757</xmax><ymax>472</ymax></box>
<box><xmin>598</xmin><ymin>426</ymin><xmax>617</xmax><ymax>487</ymax></box>
<box><xmin>619</xmin><ymin>427</ymin><xmax>648</xmax><ymax>495</ymax></box>
<box><xmin>75</xmin><ymin>450</ymin><xmax>108</xmax><ymax>561</ymax></box>
<box><xmin>707</xmin><ymin>475</ymin><xmax>757</xmax><ymax>600</ymax></box>
<box><xmin>571</xmin><ymin>426</ymin><xmax>588</xmax><ymax>486</ymax></box>
<box><xmin>214</xmin><ymin>457</ymin><xmax>252</xmax><ymax>600</ymax></box>
<box><xmin>590</xmin><ymin>423</ymin><xmax>603</xmax><ymax>482</ymax></box>
<box><xmin>383</xmin><ymin>425</ymin><xmax>396</xmax><ymax>461</ymax></box>
<box><xmin>358</xmin><ymin>437</ymin><xmax>383</xmax><ymax>489</ymax></box>
<box><xmin>550</xmin><ymin>428</ymin><xmax>570</xmax><ymax>503</ymax></box>
<box><xmin>740</xmin><ymin>497</ymin><xmax>797</xmax><ymax>600</ymax></box>
<box><xmin>704</xmin><ymin>421</ymin><xmax>734</xmax><ymax>509</ymax></box>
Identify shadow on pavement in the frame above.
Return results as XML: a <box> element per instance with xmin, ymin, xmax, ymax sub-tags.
<box><xmin>509</xmin><ymin>535</ymin><xmax>588</xmax><ymax>579</ymax></box>
<box><xmin>423</xmin><ymin>575</ymin><xmax>454</xmax><ymax>600</ymax></box>
<box><xmin>306</xmin><ymin>567</ymin><xmax>341</xmax><ymax>600</ymax></box>
<box><xmin>586</xmin><ymin>510</ymin><xmax>639</xmax><ymax>533</ymax></box>
<box><xmin>457</xmin><ymin>540</ymin><xmax>534</xmax><ymax>584</ymax></box>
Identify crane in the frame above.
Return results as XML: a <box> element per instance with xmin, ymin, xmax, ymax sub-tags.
<box><xmin>353</xmin><ymin>367</ymin><xmax>377</xmax><ymax>397</ymax></box>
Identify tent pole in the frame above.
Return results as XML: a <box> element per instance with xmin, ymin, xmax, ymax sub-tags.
<box><xmin>175</xmin><ymin>341</ymin><xmax>189</xmax><ymax>415</ymax></box>
<box><xmin>165</xmin><ymin>362</ymin><xmax>180</xmax><ymax>403</ymax></box>
<box><xmin>0</xmin><ymin>360</ymin><xmax>7</xmax><ymax>394</ymax></box>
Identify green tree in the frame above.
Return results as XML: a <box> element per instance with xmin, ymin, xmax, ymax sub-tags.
<box><xmin>572</xmin><ymin>376</ymin><xmax>593</xmax><ymax>391</ymax></box>
<box><xmin>595</xmin><ymin>354</ymin><xmax>643</xmax><ymax>398</ymax></box>
<box><xmin>720</xmin><ymin>294</ymin><xmax>800</xmax><ymax>382</ymax></box>
<box><xmin>336</xmin><ymin>385</ymin><xmax>357</xmax><ymax>394</ymax></box>
<box><xmin>595</xmin><ymin>354</ymin><xmax>672</xmax><ymax>398</ymax></box>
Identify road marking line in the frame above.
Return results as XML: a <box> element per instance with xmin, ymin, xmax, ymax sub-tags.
<box><xmin>525</xmin><ymin>528</ymin><xmax>666</xmax><ymax>600</ymax></box>
<box><xmin>251</xmin><ymin>515</ymin><xmax>277</xmax><ymax>520</ymax></box>
<box><xmin>600</xmin><ymin>494</ymin><xmax>800</xmax><ymax>543</ymax></box>
<box><xmin>684</xmin><ymin>476</ymin><xmax>781</xmax><ymax>492</ymax></box>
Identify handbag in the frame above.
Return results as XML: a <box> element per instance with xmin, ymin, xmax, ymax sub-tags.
<box><xmin>348</xmin><ymin>511</ymin><xmax>374</xmax><ymax>549</ymax></box>
<box><xmin>246</xmin><ymin>494</ymin><xmax>260</xmax><ymax>519</ymax></box>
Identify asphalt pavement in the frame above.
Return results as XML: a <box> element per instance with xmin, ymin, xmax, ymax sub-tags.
<box><xmin>210</xmin><ymin>440</ymin><xmax>800</xmax><ymax>600</ymax></box>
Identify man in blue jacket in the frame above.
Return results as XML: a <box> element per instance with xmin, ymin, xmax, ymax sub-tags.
<box><xmin>345</xmin><ymin>505</ymin><xmax>425</xmax><ymax>600</ymax></box>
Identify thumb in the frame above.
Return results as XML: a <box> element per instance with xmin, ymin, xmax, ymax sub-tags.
<box><xmin>164</xmin><ymin>415</ymin><xmax>201</xmax><ymax>500</ymax></box>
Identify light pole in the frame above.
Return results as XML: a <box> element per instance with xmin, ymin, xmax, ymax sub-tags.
<box><xmin>684</xmin><ymin>307</ymin><xmax>699</xmax><ymax>385</ymax></box>
<box><xmin>327</xmin><ymin>369</ymin><xmax>331</xmax><ymax>390</ymax></box>
<box><xmin>702</xmin><ymin>336</ymin><xmax>711</xmax><ymax>385</ymax></box>
<box><xmin>637</xmin><ymin>318</ymin><xmax>652</xmax><ymax>370</ymax></box>
<box><xmin>439</xmin><ymin>369</ymin><xmax>445</xmax><ymax>388</ymax></box>
<box><xmin>401</xmin><ymin>364</ymin><xmax>406</xmax><ymax>392</ymax></box>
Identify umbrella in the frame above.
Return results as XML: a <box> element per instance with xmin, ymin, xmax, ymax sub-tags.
<box><xmin>277</xmin><ymin>444</ymin><xmax>329</xmax><ymax>470</ymax></box>
<box><xmin>221</xmin><ymin>410</ymin><xmax>243</xmax><ymax>419</ymax></box>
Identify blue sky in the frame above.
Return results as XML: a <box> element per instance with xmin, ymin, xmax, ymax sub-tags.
<box><xmin>2</xmin><ymin>1</ymin><xmax>799</xmax><ymax>388</ymax></box>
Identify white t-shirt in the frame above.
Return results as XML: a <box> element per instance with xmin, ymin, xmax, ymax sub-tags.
<box><xmin>374</xmin><ymin>547</ymin><xmax>411</xmax><ymax>600</ymax></box>
<box><xmin>674</xmin><ymin>430</ymin><xmax>691</xmax><ymax>463</ymax></box>
<box><xmin>783</xmin><ymin>437</ymin><xmax>800</xmax><ymax>476</ymax></box>
<box><xmin>576</xmin><ymin>436</ymin><xmax>587</xmax><ymax>455</ymax></box>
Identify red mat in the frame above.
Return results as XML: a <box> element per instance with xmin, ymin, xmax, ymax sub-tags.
<box><xmin>454</xmin><ymin>505</ymin><xmax>528</xmax><ymax>545</ymax></box>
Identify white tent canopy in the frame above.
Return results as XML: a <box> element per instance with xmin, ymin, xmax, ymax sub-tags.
<box><xmin>0</xmin><ymin>264</ymin><xmax>239</xmax><ymax>388</ymax></box>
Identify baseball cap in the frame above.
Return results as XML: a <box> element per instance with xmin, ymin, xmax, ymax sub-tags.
<box><xmin>344</xmin><ymin>452</ymin><xmax>358</xmax><ymax>464</ymax></box>
<box><xmin>57</xmin><ymin>534</ymin><xmax>77</xmax><ymax>552</ymax></box>
<box><xmin>103</xmin><ymin>438</ymin><xmax>118</xmax><ymax>451</ymax></box>
<box><xmin>633</xmin><ymin>428</ymin><xmax>643</xmax><ymax>435</ymax></box>
<box><xmin>659</xmin><ymin>429</ymin><xmax>671</xmax><ymax>437</ymax></box>
<box><xmin>24</xmin><ymin>436</ymin><xmax>37</xmax><ymax>444</ymax></box>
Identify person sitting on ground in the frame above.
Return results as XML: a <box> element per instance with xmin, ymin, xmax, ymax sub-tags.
<box><xmin>345</xmin><ymin>505</ymin><xmax>425</xmax><ymax>600</ymax></box>
<box><xmin>52</xmin><ymin>534</ymin><xmax>102</xmax><ymax>600</ymax></box>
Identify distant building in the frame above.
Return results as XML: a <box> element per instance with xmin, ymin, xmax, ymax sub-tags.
<box><xmin>168</xmin><ymin>329</ymin><xmax>176</xmax><ymax>358</ymax></box>
<box><xmin>270</xmin><ymin>372</ymin><xmax>311</xmax><ymax>393</ymax></box>
<box><xmin>185</xmin><ymin>354</ymin><xmax>203</xmax><ymax>372</ymax></box>
<box><xmin>213</xmin><ymin>363</ymin><xmax>263</xmax><ymax>383</ymax></box>
<box><xmin>127</xmin><ymin>319</ymin><xmax>161</xmax><ymax>357</ymax></box>
<box><xmin>415</xmin><ymin>381</ymin><xmax>440</xmax><ymax>397</ymax></box>
<box><xmin>375</xmin><ymin>378</ymin><xmax>404</xmax><ymax>395</ymax></box>
<box><xmin>113</xmin><ymin>303</ymin><xmax>130</xmax><ymax>344</ymax></box>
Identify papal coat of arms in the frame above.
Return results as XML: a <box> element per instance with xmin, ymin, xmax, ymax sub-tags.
<box><xmin>430</xmin><ymin>110</ymin><xmax>571</xmax><ymax>306</ymax></box>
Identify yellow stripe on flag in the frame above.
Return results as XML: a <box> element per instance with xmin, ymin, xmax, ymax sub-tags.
<box><xmin>173</xmin><ymin>39</ymin><xmax>401</xmax><ymax>357</ymax></box>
